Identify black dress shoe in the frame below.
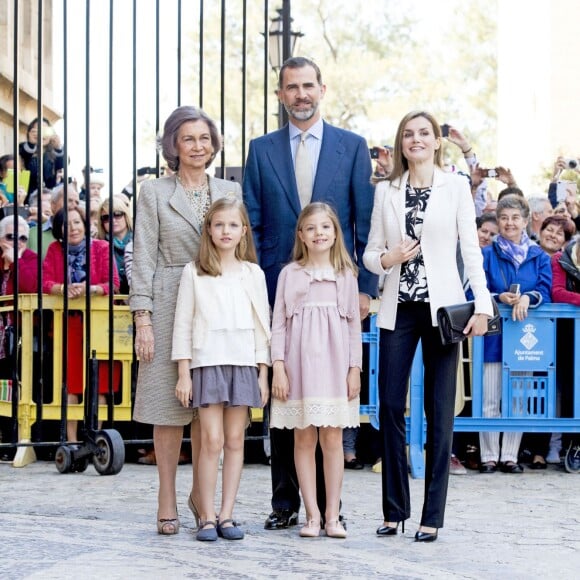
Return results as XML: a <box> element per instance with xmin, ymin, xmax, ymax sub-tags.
<box><xmin>264</xmin><ymin>510</ymin><xmax>299</xmax><ymax>530</ymax></box>
<box><xmin>344</xmin><ymin>458</ymin><xmax>364</xmax><ymax>470</ymax></box>
<box><xmin>500</xmin><ymin>461</ymin><xmax>524</xmax><ymax>474</ymax></box>
<box><xmin>479</xmin><ymin>461</ymin><xmax>497</xmax><ymax>474</ymax></box>
<box><xmin>376</xmin><ymin>520</ymin><xmax>404</xmax><ymax>536</ymax></box>
<box><xmin>414</xmin><ymin>530</ymin><xmax>438</xmax><ymax>542</ymax></box>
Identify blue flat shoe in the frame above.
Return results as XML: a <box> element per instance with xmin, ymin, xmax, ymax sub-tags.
<box><xmin>196</xmin><ymin>520</ymin><xmax>218</xmax><ymax>542</ymax></box>
<box><xmin>217</xmin><ymin>519</ymin><xmax>244</xmax><ymax>540</ymax></box>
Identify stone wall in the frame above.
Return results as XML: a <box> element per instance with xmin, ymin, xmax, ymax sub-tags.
<box><xmin>0</xmin><ymin>0</ymin><xmax>60</xmax><ymax>156</ymax></box>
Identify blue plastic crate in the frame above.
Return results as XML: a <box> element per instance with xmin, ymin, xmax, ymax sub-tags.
<box><xmin>501</xmin><ymin>316</ymin><xmax>557</xmax><ymax>419</ymax></box>
<box><xmin>506</xmin><ymin>371</ymin><xmax>553</xmax><ymax>418</ymax></box>
<box><xmin>360</xmin><ymin>314</ymin><xmax>379</xmax><ymax>429</ymax></box>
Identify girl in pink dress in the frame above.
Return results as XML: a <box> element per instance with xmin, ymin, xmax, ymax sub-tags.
<box><xmin>270</xmin><ymin>202</ymin><xmax>362</xmax><ymax>539</ymax></box>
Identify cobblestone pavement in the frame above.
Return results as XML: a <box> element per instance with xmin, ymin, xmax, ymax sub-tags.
<box><xmin>1</xmin><ymin>459</ymin><xmax>579</xmax><ymax>579</ymax></box>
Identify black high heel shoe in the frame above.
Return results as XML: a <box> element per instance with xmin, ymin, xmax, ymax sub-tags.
<box><xmin>376</xmin><ymin>520</ymin><xmax>405</xmax><ymax>536</ymax></box>
<box><xmin>414</xmin><ymin>529</ymin><xmax>438</xmax><ymax>542</ymax></box>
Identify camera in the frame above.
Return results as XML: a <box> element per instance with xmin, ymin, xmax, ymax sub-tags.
<box><xmin>369</xmin><ymin>145</ymin><xmax>393</xmax><ymax>159</ymax></box>
<box><xmin>482</xmin><ymin>168</ymin><xmax>497</xmax><ymax>178</ymax></box>
<box><xmin>509</xmin><ymin>283</ymin><xmax>520</xmax><ymax>295</ymax></box>
<box><xmin>0</xmin><ymin>205</ymin><xmax>31</xmax><ymax>220</ymax></box>
<box><xmin>440</xmin><ymin>124</ymin><xmax>450</xmax><ymax>138</ymax></box>
<box><xmin>565</xmin><ymin>158</ymin><xmax>579</xmax><ymax>170</ymax></box>
<box><xmin>137</xmin><ymin>166</ymin><xmax>157</xmax><ymax>176</ymax></box>
<box><xmin>556</xmin><ymin>180</ymin><xmax>578</xmax><ymax>202</ymax></box>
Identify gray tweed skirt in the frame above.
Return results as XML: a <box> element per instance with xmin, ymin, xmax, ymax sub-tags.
<box><xmin>190</xmin><ymin>365</ymin><xmax>262</xmax><ymax>409</ymax></box>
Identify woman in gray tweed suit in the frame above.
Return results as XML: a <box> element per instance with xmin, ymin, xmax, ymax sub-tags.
<box><xmin>130</xmin><ymin>106</ymin><xmax>241</xmax><ymax>535</ymax></box>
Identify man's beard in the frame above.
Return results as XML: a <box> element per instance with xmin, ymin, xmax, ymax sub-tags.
<box><xmin>284</xmin><ymin>102</ymin><xmax>318</xmax><ymax>122</ymax></box>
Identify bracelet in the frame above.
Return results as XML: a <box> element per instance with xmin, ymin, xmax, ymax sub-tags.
<box><xmin>133</xmin><ymin>310</ymin><xmax>151</xmax><ymax>319</ymax></box>
<box><xmin>462</xmin><ymin>147</ymin><xmax>473</xmax><ymax>155</ymax></box>
<box><xmin>137</xmin><ymin>323</ymin><xmax>153</xmax><ymax>328</ymax></box>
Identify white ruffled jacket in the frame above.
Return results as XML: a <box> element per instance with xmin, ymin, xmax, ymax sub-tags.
<box><xmin>363</xmin><ymin>168</ymin><xmax>493</xmax><ymax>329</ymax></box>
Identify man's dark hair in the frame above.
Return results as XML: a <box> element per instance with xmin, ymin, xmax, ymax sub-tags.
<box><xmin>278</xmin><ymin>56</ymin><xmax>322</xmax><ymax>88</ymax></box>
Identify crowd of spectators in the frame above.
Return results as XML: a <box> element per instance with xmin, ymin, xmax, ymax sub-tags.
<box><xmin>0</xmin><ymin>117</ymin><xmax>579</xmax><ymax>472</ymax></box>
<box><xmin>0</xmin><ymin>120</ymin><xmax>141</xmax><ymax>453</ymax></box>
<box><xmin>370</xmin><ymin>130</ymin><xmax>579</xmax><ymax>474</ymax></box>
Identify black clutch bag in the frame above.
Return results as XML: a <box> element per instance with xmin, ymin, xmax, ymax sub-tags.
<box><xmin>436</xmin><ymin>300</ymin><xmax>501</xmax><ymax>345</ymax></box>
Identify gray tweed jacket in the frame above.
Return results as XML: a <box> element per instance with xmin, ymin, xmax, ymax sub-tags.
<box><xmin>130</xmin><ymin>174</ymin><xmax>242</xmax><ymax>425</ymax></box>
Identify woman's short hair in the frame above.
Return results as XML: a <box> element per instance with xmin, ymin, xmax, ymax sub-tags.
<box><xmin>158</xmin><ymin>106</ymin><xmax>221</xmax><ymax>171</ymax></box>
<box><xmin>0</xmin><ymin>154</ymin><xmax>14</xmax><ymax>178</ymax></box>
<box><xmin>26</xmin><ymin>116</ymin><xmax>52</xmax><ymax>136</ymax></box>
<box><xmin>497</xmin><ymin>186</ymin><xmax>524</xmax><ymax>201</ymax></box>
<box><xmin>476</xmin><ymin>212</ymin><xmax>498</xmax><ymax>229</ymax></box>
<box><xmin>0</xmin><ymin>215</ymin><xmax>30</xmax><ymax>238</ymax></box>
<box><xmin>496</xmin><ymin>194</ymin><xmax>530</xmax><ymax>220</ymax></box>
<box><xmin>390</xmin><ymin>111</ymin><xmax>443</xmax><ymax>182</ymax></box>
<box><xmin>96</xmin><ymin>194</ymin><xmax>133</xmax><ymax>240</ymax></box>
<box><xmin>540</xmin><ymin>215</ymin><xmax>576</xmax><ymax>242</ymax></box>
<box><xmin>52</xmin><ymin>205</ymin><xmax>86</xmax><ymax>242</ymax></box>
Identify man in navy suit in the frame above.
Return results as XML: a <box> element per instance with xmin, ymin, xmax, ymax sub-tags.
<box><xmin>244</xmin><ymin>56</ymin><xmax>377</xmax><ymax>530</ymax></box>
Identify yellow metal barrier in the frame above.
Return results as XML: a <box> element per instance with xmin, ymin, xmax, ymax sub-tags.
<box><xmin>0</xmin><ymin>295</ymin><xmax>133</xmax><ymax>466</ymax></box>
<box><xmin>1</xmin><ymin>295</ymin><xmax>386</xmax><ymax>465</ymax></box>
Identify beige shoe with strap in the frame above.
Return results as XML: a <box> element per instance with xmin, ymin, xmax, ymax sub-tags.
<box><xmin>299</xmin><ymin>518</ymin><xmax>321</xmax><ymax>538</ymax></box>
<box><xmin>157</xmin><ymin>514</ymin><xmax>179</xmax><ymax>535</ymax></box>
<box><xmin>325</xmin><ymin>519</ymin><xmax>347</xmax><ymax>539</ymax></box>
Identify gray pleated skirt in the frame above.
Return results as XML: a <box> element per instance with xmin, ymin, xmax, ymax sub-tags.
<box><xmin>190</xmin><ymin>365</ymin><xmax>262</xmax><ymax>409</ymax></box>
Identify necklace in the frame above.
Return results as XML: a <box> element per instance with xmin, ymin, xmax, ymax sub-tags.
<box><xmin>176</xmin><ymin>173</ymin><xmax>208</xmax><ymax>196</ymax></box>
<box><xmin>176</xmin><ymin>173</ymin><xmax>211</xmax><ymax>224</ymax></box>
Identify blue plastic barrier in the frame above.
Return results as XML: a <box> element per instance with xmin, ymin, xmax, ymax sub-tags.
<box><xmin>367</xmin><ymin>304</ymin><xmax>580</xmax><ymax>478</ymax></box>
<box><xmin>360</xmin><ymin>315</ymin><xmax>380</xmax><ymax>429</ymax></box>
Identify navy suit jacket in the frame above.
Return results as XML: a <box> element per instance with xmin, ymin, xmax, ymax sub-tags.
<box><xmin>243</xmin><ymin>121</ymin><xmax>378</xmax><ymax>305</ymax></box>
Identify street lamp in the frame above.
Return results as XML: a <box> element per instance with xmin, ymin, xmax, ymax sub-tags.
<box><xmin>267</xmin><ymin>8</ymin><xmax>303</xmax><ymax>73</ymax></box>
<box><xmin>268</xmin><ymin>4</ymin><xmax>303</xmax><ymax>127</ymax></box>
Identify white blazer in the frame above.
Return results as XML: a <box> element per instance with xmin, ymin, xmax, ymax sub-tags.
<box><xmin>363</xmin><ymin>168</ymin><xmax>493</xmax><ymax>329</ymax></box>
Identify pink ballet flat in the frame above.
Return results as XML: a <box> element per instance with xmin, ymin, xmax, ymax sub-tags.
<box><xmin>299</xmin><ymin>518</ymin><xmax>321</xmax><ymax>538</ymax></box>
<box><xmin>325</xmin><ymin>519</ymin><xmax>347</xmax><ymax>538</ymax></box>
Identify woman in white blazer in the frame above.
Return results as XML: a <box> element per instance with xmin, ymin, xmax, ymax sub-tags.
<box><xmin>363</xmin><ymin>111</ymin><xmax>493</xmax><ymax>542</ymax></box>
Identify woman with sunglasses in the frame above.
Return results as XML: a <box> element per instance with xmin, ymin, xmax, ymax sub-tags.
<box><xmin>0</xmin><ymin>215</ymin><xmax>38</xmax><ymax>297</ymax></box>
<box><xmin>0</xmin><ymin>215</ymin><xmax>38</xmax><ymax>394</ymax></box>
<box><xmin>97</xmin><ymin>196</ymin><xmax>133</xmax><ymax>294</ymax></box>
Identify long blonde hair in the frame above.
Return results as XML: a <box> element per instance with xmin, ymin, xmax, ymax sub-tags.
<box><xmin>292</xmin><ymin>202</ymin><xmax>357</xmax><ymax>276</ymax></box>
<box><xmin>197</xmin><ymin>197</ymin><xmax>257</xmax><ymax>276</ymax></box>
<box><xmin>389</xmin><ymin>110</ymin><xmax>444</xmax><ymax>182</ymax></box>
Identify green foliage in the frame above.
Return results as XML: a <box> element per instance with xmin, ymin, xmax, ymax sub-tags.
<box><xmin>176</xmin><ymin>0</ymin><xmax>498</xmax><ymax>170</ymax></box>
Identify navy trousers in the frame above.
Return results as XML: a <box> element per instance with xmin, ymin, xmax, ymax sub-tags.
<box><xmin>378</xmin><ymin>302</ymin><xmax>459</xmax><ymax>528</ymax></box>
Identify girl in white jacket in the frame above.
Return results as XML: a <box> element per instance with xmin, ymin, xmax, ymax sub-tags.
<box><xmin>172</xmin><ymin>197</ymin><xmax>270</xmax><ymax>542</ymax></box>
